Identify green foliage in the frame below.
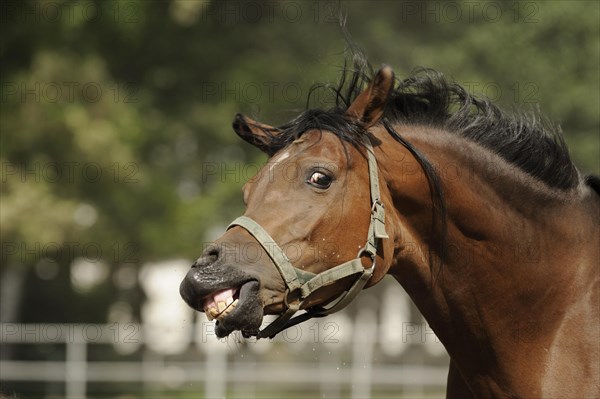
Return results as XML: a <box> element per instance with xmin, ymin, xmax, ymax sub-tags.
<box><xmin>1</xmin><ymin>0</ymin><xmax>598</xmax><ymax>323</ymax></box>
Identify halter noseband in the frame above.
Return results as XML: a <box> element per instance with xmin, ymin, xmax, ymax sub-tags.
<box><xmin>227</xmin><ymin>135</ymin><xmax>388</xmax><ymax>339</ymax></box>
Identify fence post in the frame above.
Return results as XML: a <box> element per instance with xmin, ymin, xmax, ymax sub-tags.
<box><xmin>204</xmin><ymin>348</ymin><xmax>227</xmax><ymax>398</ymax></box>
<box><xmin>351</xmin><ymin>307</ymin><xmax>377</xmax><ymax>399</ymax></box>
<box><xmin>65</xmin><ymin>326</ymin><xmax>87</xmax><ymax>399</ymax></box>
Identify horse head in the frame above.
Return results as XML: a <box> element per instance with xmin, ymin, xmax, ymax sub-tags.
<box><xmin>180</xmin><ymin>67</ymin><xmax>398</xmax><ymax>338</ymax></box>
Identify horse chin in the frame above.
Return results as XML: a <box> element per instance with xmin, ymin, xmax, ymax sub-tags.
<box><xmin>212</xmin><ymin>280</ymin><xmax>264</xmax><ymax>338</ymax></box>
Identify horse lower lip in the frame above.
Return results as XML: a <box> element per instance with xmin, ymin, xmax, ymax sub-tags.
<box><xmin>238</xmin><ymin>280</ymin><xmax>258</xmax><ymax>302</ymax></box>
<box><xmin>213</xmin><ymin>280</ymin><xmax>263</xmax><ymax>338</ymax></box>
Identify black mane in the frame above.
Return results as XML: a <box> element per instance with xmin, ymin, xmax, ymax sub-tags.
<box><xmin>266</xmin><ymin>56</ymin><xmax>580</xmax><ymax>190</ymax></box>
<box><xmin>249</xmin><ymin>54</ymin><xmax>591</xmax><ymax>278</ymax></box>
<box><xmin>387</xmin><ymin>69</ymin><xmax>580</xmax><ymax>190</ymax></box>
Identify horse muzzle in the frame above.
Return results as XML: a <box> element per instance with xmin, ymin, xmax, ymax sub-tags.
<box><xmin>179</xmin><ymin>245</ymin><xmax>266</xmax><ymax>337</ymax></box>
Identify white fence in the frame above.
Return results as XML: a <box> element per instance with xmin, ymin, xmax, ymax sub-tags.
<box><xmin>1</xmin><ymin>266</ymin><xmax>450</xmax><ymax>398</ymax></box>
<box><xmin>1</xmin><ymin>315</ymin><xmax>449</xmax><ymax>398</ymax></box>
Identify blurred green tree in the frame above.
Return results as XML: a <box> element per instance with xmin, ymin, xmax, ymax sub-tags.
<box><xmin>1</xmin><ymin>0</ymin><xmax>597</xmax><ymax>325</ymax></box>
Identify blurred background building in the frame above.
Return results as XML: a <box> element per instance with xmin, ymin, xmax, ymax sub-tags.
<box><xmin>1</xmin><ymin>0</ymin><xmax>598</xmax><ymax>398</ymax></box>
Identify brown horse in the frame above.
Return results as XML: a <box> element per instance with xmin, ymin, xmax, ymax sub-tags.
<box><xmin>180</xmin><ymin>61</ymin><xmax>600</xmax><ymax>397</ymax></box>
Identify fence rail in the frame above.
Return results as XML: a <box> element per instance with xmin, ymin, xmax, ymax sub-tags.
<box><xmin>1</xmin><ymin>320</ymin><xmax>449</xmax><ymax>398</ymax></box>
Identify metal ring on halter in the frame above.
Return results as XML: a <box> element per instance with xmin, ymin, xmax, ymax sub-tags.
<box><xmin>356</xmin><ymin>246</ymin><xmax>377</xmax><ymax>272</ymax></box>
<box><xmin>283</xmin><ymin>287</ymin><xmax>302</xmax><ymax>311</ymax></box>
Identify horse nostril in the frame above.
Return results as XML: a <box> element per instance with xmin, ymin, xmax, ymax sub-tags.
<box><xmin>206</xmin><ymin>245</ymin><xmax>220</xmax><ymax>259</ymax></box>
<box><xmin>205</xmin><ymin>249</ymin><xmax>219</xmax><ymax>263</ymax></box>
<box><xmin>191</xmin><ymin>244</ymin><xmax>221</xmax><ymax>268</ymax></box>
<box><xmin>204</xmin><ymin>244</ymin><xmax>221</xmax><ymax>262</ymax></box>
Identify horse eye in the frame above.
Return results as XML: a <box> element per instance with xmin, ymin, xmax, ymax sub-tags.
<box><xmin>307</xmin><ymin>172</ymin><xmax>332</xmax><ymax>189</ymax></box>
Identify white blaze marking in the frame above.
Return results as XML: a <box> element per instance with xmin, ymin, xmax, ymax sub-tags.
<box><xmin>269</xmin><ymin>150</ymin><xmax>291</xmax><ymax>173</ymax></box>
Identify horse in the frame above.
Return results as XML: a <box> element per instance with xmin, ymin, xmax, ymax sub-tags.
<box><xmin>180</xmin><ymin>59</ymin><xmax>600</xmax><ymax>398</ymax></box>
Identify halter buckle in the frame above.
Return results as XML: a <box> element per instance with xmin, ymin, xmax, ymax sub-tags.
<box><xmin>371</xmin><ymin>200</ymin><xmax>389</xmax><ymax>239</ymax></box>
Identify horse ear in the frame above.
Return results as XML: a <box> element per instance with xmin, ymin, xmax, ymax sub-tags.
<box><xmin>232</xmin><ymin>113</ymin><xmax>280</xmax><ymax>156</ymax></box>
<box><xmin>346</xmin><ymin>65</ymin><xmax>395</xmax><ymax>128</ymax></box>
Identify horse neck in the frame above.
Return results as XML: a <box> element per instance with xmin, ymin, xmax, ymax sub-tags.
<box><xmin>373</xmin><ymin>124</ymin><xmax>599</xmax><ymax>395</ymax></box>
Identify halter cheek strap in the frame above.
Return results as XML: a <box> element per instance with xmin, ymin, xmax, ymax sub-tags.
<box><xmin>227</xmin><ymin>135</ymin><xmax>388</xmax><ymax>339</ymax></box>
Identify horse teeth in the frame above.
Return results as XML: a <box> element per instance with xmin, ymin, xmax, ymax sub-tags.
<box><xmin>215</xmin><ymin>300</ymin><xmax>239</xmax><ymax>321</ymax></box>
<box><xmin>206</xmin><ymin>298</ymin><xmax>240</xmax><ymax>322</ymax></box>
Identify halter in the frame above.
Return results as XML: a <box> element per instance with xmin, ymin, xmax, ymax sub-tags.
<box><xmin>227</xmin><ymin>135</ymin><xmax>388</xmax><ymax>339</ymax></box>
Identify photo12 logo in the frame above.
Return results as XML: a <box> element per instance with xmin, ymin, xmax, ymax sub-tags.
<box><xmin>1</xmin><ymin>161</ymin><xmax>140</xmax><ymax>184</ymax></box>
<box><xmin>1</xmin><ymin>81</ymin><xmax>138</xmax><ymax>104</ymax></box>
<box><xmin>1</xmin><ymin>1</ymin><xmax>141</xmax><ymax>24</ymax></box>
<box><xmin>195</xmin><ymin>1</ymin><xmax>341</xmax><ymax>24</ymax></box>
<box><xmin>198</xmin><ymin>319</ymin><xmax>341</xmax><ymax>349</ymax></box>
<box><xmin>1</xmin><ymin>241</ymin><xmax>140</xmax><ymax>264</ymax></box>
<box><xmin>398</xmin><ymin>1</ymin><xmax>540</xmax><ymax>24</ymax></box>
<box><xmin>1</xmin><ymin>323</ymin><xmax>141</xmax><ymax>344</ymax></box>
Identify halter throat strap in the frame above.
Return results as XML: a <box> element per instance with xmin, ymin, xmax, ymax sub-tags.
<box><xmin>227</xmin><ymin>135</ymin><xmax>388</xmax><ymax>339</ymax></box>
